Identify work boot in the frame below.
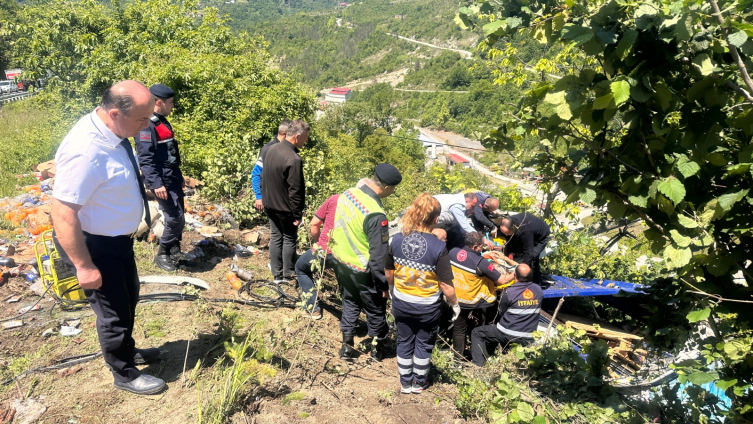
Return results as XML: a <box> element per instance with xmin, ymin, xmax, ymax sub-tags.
<box><xmin>169</xmin><ymin>244</ymin><xmax>185</xmax><ymax>262</ymax></box>
<box><xmin>154</xmin><ymin>245</ymin><xmax>176</xmax><ymax>272</ymax></box>
<box><xmin>339</xmin><ymin>333</ymin><xmax>355</xmax><ymax>360</ymax></box>
<box><xmin>370</xmin><ymin>337</ymin><xmax>386</xmax><ymax>362</ymax></box>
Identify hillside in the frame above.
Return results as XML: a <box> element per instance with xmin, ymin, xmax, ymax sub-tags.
<box><xmin>219</xmin><ymin>0</ymin><xmax>473</xmax><ymax>88</ymax></box>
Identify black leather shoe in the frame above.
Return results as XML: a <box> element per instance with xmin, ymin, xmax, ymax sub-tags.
<box><xmin>154</xmin><ymin>253</ymin><xmax>176</xmax><ymax>271</ymax></box>
<box><xmin>113</xmin><ymin>374</ymin><xmax>166</xmax><ymax>395</ymax></box>
<box><xmin>169</xmin><ymin>245</ymin><xmax>185</xmax><ymax>262</ymax></box>
<box><xmin>134</xmin><ymin>347</ymin><xmax>161</xmax><ymax>365</ymax></box>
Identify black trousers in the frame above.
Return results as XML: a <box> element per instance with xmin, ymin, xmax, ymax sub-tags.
<box><xmin>470</xmin><ymin>324</ymin><xmax>532</xmax><ymax>367</ymax></box>
<box><xmin>334</xmin><ymin>261</ymin><xmax>388</xmax><ymax>338</ymax></box>
<box><xmin>55</xmin><ymin>232</ymin><xmax>141</xmax><ymax>383</ymax></box>
<box><xmin>266</xmin><ymin>209</ymin><xmax>298</xmax><ymax>280</ymax></box>
<box><xmin>393</xmin><ymin>300</ymin><xmax>441</xmax><ymax>386</ymax></box>
<box><xmin>156</xmin><ymin>176</ymin><xmax>184</xmax><ymax>248</ymax></box>
<box><xmin>452</xmin><ymin>306</ymin><xmax>495</xmax><ymax>360</ymax></box>
<box><xmin>438</xmin><ymin>222</ymin><xmax>465</xmax><ymax>250</ymax></box>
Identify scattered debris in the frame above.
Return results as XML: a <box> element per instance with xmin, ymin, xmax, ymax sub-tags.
<box><xmin>56</xmin><ymin>365</ymin><xmax>82</xmax><ymax>377</ymax></box>
<box><xmin>0</xmin><ymin>407</ymin><xmax>15</xmax><ymax>424</ymax></box>
<box><xmin>72</xmin><ymin>338</ymin><xmax>85</xmax><ymax>345</ymax></box>
<box><xmin>139</xmin><ymin>275</ymin><xmax>210</xmax><ymax>290</ymax></box>
<box><xmin>6</xmin><ymin>295</ymin><xmax>21</xmax><ymax>303</ymax></box>
<box><xmin>41</xmin><ymin>328</ymin><xmax>56</xmax><ymax>337</ymax></box>
<box><xmin>65</xmin><ymin>319</ymin><xmax>81</xmax><ymax>328</ymax></box>
<box><xmin>60</xmin><ymin>325</ymin><xmax>82</xmax><ymax>337</ymax></box>
<box><xmin>2</xmin><ymin>321</ymin><xmax>23</xmax><ymax>329</ymax></box>
<box><xmin>198</xmin><ymin>225</ymin><xmax>222</xmax><ymax>238</ymax></box>
<box><xmin>18</xmin><ymin>303</ymin><xmax>41</xmax><ymax>314</ymax></box>
<box><xmin>10</xmin><ymin>397</ymin><xmax>46</xmax><ymax>424</ymax></box>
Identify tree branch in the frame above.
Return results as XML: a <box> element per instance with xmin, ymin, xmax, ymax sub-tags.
<box><xmin>709</xmin><ymin>0</ymin><xmax>753</xmax><ymax>102</ymax></box>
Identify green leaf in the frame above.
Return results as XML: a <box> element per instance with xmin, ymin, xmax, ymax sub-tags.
<box><xmin>728</xmin><ymin>30</ymin><xmax>749</xmax><ymax>48</ymax></box>
<box><xmin>723</xmin><ymin>163</ymin><xmax>751</xmax><ymax>178</ymax></box>
<box><xmin>631</xmin><ymin>83</ymin><xmax>652</xmax><ymax>103</ymax></box>
<box><xmin>516</xmin><ymin>402</ymin><xmax>535</xmax><ymax>422</ymax></box>
<box><xmin>593</xmin><ymin>93</ymin><xmax>614</xmax><ymax>110</ymax></box>
<box><xmin>532</xmin><ymin>417</ymin><xmax>547</xmax><ymax>424</ymax></box>
<box><xmin>717</xmin><ymin>189</ymin><xmax>749</xmax><ymax>212</ymax></box>
<box><xmin>482</xmin><ymin>20</ymin><xmax>506</xmax><ymax>37</ymax></box>
<box><xmin>556</xmin><ymin>102</ymin><xmax>573</xmax><ymax>120</ymax></box>
<box><xmin>686</xmin><ymin>307</ymin><xmax>710</xmax><ymax>323</ymax></box>
<box><xmin>692</xmin><ymin>54</ymin><xmax>715</xmax><ymax>76</ymax></box>
<box><xmin>670</xmin><ymin>229</ymin><xmax>692</xmax><ymax>247</ymax></box>
<box><xmin>715</xmin><ymin>379</ymin><xmax>738</xmax><ymax>391</ymax></box>
<box><xmin>677</xmin><ymin>159</ymin><xmax>700</xmax><ymax>178</ymax></box>
<box><xmin>561</xmin><ymin>24</ymin><xmax>594</xmax><ymax>46</ymax></box>
<box><xmin>611</xmin><ymin>80</ymin><xmax>631</xmax><ymax>105</ymax></box>
<box><xmin>654</xmin><ymin>83</ymin><xmax>672</xmax><ymax>111</ymax></box>
<box><xmin>615</xmin><ymin>29</ymin><xmax>638</xmax><ymax>60</ymax></box>
<box><xmin>677</xmin><ymin>214</ymin><xmax>699</xmax><ymax>229</ymax></box>
<box><xmin>544</xmin><ymin>90</ymin><xmax>566</xmax><ymax>105</ymax></box>
<box><xmin>580</xmin><ymin>187</ymin><xmax>596</xmax><ymax>203</ymax></box>
<box><xmin>607</xmin><ymin>198</ymin><xmax>627</xmax><ymax>219</ymax></box>
<box><xmin>657</xmin><ymin>177</ymin><xmax>686</xmax><ymax>204</ymax></box>
<box><xmin>664</xmin><ymin>244</ymin><xmax>691</xmax><ymax>268</ymax></box>
<box><xmin>628</xmin><ymin>194</ymin><xmax>648</xmax><ymax>208</ymax></box>
<box><xmin>687</xmin><ymin>370</ymin><xmax>719</xmax><ymax>385</ymax></box>
<box><xmin>723</xmin><ymin>339</ymin><xmax>751</xmax><ymax>360</ymax></box>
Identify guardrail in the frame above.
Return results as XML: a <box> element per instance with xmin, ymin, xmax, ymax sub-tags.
<box><xmin>0</xmin><ymin>91</ymin><xmax>35</xmax><ymax>104</ymax></box>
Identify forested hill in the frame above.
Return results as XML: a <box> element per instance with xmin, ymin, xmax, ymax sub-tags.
<box><xmin>214</xmin><ymin>0</ymin><xmax>472</xmax><ymax>88</ymax></box>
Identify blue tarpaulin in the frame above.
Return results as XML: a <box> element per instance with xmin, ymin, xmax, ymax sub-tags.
<box><xmin>542</xmin><ymin>275</ymin><xmax>644</xmax><ymax>298</ymax></box>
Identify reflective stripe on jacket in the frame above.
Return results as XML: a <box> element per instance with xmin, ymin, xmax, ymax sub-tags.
<box><xmin>330</xmin><ymin>188</ymin><xmax>385</xmax><ymax>271</ymax></box>
<box><xmin>391</xmin><ymin>231</ymin><xmax>446</xmax><ymax>305</ymax></box>
<box><xmin>449</xmin><ymin>247</ymin><xmax>497</xmax><ymax>308</ymax></box>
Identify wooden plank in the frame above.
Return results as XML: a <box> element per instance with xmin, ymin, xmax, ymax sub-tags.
<box><xmin>557</xmin><ymin>312</ymin><xmax>642</xmax><ymax>340</ymax></box>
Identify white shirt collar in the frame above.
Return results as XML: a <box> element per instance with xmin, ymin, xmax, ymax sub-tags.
<box><xmin>90</xmin><ymin>108</ymin><xmax>124</xmax><ymax>147</ymax></box>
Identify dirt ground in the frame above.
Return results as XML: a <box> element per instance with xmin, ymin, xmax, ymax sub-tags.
<box><xmin>0</xmin><ymin>230</ymin><xmax>473</xmax><ymax>424</ymax></box>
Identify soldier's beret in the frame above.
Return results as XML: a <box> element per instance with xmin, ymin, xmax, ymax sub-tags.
<box><xmin>149</xmin><ymin>83</ymin><xmax>174</xmax><ymax>99</ymax></box>
<box><xmin>375</xmin><ymin>163</ymin><xmax>402</xmax><ymax>186</ymax></box>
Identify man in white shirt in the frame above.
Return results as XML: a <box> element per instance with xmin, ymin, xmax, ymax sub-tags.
<box><xmin>52</xmin><ymin>80</ymin><xmax>166</xmax><ymax>395</ymax></box>
<box><xmin>433</xmin><ymin>193</ymin><xmax>494</xmax><ymax>249</ymax></box>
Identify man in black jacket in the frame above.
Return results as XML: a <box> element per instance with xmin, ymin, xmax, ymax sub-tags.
<box><xmin>470</xmin><ymin>264</ymin><xmax>542</xmax><ymax>366</ymax></box>
<box><xmin>499</xmin><ymin>213</ymin><xmax>550</xmax><ymax>285</ymax></box>
<box><xmin>261</xmin><ymin>120</ymin><xmax>309</xmax><ymax>282</ymax></box>
<box><xmin>251</xmin><ymin>119</ymin><xmax>292</xmax><ymax>211</ymax></box>
<box><xmin>135</xmin><ymin>84</ymin><xmax>185</xmax><ymax>271</ymax></box>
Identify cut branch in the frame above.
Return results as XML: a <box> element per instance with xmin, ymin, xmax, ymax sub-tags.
<box><xmin>709</xmin><ymin>0</ymin><xmax>753</xmax><ymax>102</ymax></box>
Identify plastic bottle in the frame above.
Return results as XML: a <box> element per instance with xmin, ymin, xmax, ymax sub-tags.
<box><xmin>0</xmin><ymin>256</ymin><xmax>16</xmax><ymax>267</ymax></box>
<box><xmin>229</xmin><ymin>264</ymin><xmax>253</xmax><ymax>281</ymax></box>
<box><xmin>233</xmin><ymin>244</ymin><xmax>251</xmax><ymax>258</ymax></box>
<box><xmin>225</xmin><ymin>271</ymin><xmax>243</xmax><ymax>290</ymax></box>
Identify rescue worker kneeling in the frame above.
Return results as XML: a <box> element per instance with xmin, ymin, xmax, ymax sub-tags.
<box><xmin>386</xmin><ymin>193</ymin><xmax>459</xmax><ymax>394</ymax></box>
<box><xmin>470</xmin><ymin>264</ymin><xmax>543</xmax><ymax>367</ymax></box>
<box><xmin>449</xmin><ymin>231</ymin><xmax>514</xmax><ymax>360</ymax></box>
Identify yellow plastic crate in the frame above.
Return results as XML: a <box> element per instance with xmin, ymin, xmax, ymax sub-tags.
<box><xmin>34</xmin><ymin>230</ymin><xmax>85</xmax><ymax>303</ymax></box>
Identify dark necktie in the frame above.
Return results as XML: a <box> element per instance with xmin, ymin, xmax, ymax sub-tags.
<box><xmin>119</xmin><ymin>138</ymin><xmax>151</xmax><ymax>228</ymax></box>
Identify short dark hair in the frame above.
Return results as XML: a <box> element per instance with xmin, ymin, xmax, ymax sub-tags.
<box><xmin>100</xmin><ymin>88</ymin><xmax>135</xmax><ymax>115</ymax></box>
<box><xmin>464</xmin><ymin>231</ymin><xmax>484</xmax><ymax>248</ymax></box>
<box><xmin>286</xmin><ymin>120</ymin><xmax>310</xmax><ymax>137</ymax></box>
<box><xmin>464</xmin><ymin>192</ymin><xmax>476</xmax><ymax>201</ymax></box>
<box><xmin>515</xmin><ymin>265</ymin><xmax>532</xmax><ymax>282</ymax></box>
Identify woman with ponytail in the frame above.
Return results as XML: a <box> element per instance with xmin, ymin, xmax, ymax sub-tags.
<box><xmin>386</xmin><ymin>193</ymin><xmax>459</xmax><ymax>394</ymax></box>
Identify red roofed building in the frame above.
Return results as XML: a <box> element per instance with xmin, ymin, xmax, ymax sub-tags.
<box><xmin>325</xmin><ymin>87</ymin><xmax>352</xmax><ymax>104</ymax></box>
<box><xmin>446</xmin><ymin>153</ymin><xmax>471</xmax><ymax>168</ymax></box>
